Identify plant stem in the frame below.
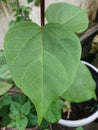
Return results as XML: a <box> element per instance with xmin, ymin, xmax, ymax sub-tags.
<box><xmin>49</xmin><ymin>124</ymin><xmax>52</xmax><ymax>130</ymax></box>
<box><xmin>40</xmin><ymin>0</ymin><xmax>45</xmax><ymax>27</ymax></box>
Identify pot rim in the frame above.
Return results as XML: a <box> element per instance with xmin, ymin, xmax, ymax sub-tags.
<box><xmin>58</xmin><ymin>61</ymin><xmax>98</xmax><ymax>127</ymax></box>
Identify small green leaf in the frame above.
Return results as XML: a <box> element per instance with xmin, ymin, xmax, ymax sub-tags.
<box><xmin>9</xmin><ymin>121</ymin><xmax>16</xmax><ymax>128</ymax></box>
<box><xmin>20</xmin><ymin>6</ymin><xmax>31</xmax><ymax>13</ymax></box>
<box><xmin>1</xmin><ymin>0</ymin><xmax>7</xmax><ymax>3</ymax></box>
<box><xmin>9</xmin><ymin>1</ymin><xmax>18</xmax><ymax>8</ymax></box>
<box><xmin>28</xmin><ymin>114</ymin><xmax>37</xmax><ymax>126</ymax></box>
<box><xmin>2</xmin><ymin>113</ymin><xmax>10</xmax><ymax>127</ymax></box>
<box><xmin>45</xmin><ymin>99</ymin><xmax>64</xmax><ymax>123</ymax></box>
<box><xmin>62</xmin><ymin>62</ymin><xmax>96</xmax><ymax>102</ymax></box>
<box><xmin>0</xmin><ymin>106</ymin><xmax>10</xmax><ymax>127</ymax></box>
<box><xmin>43</xmin><ymin>129</ymin><xmax>50</xmax><ymax>130</ymax></box>
<box><xmin>0</xmin><ymin>81</ymin><xmax>12</xmax><ymax>95</ymax></box>
<box><xmin>39</xmin><ymin>119</ymin><xmax>49</xmax><ymax>130</ymax></box>
<box><xmin>27</xmin><ymin>0</ymin><xmax>34</xmax><ymax>3</ymax></box>
<box><xmin>35</xmin><ymin>0</ymin><xmax>40</xmax><ymax>6</ymax></box>
<box><xmin>76</xmin><ymin>127</ymin><xmax>84</xmax><ymax>130</ymax></box>
<box><xmin>0</xmin><ymin>94</ymin><xmax>12</xmax><ymax>108</ymax></box>
<box><xmin>46</xmin><ymin>3</ymin><xmax>89</xmax><ymax>33</ymax></box>
<box><xmin>12</xmin><ymin>93</ymin><xmax>27</xmax><ymax>104</ymax></box>
<box><xmin>16</xmin><ymin>117</ymin><xmax>28</xmax><ymax>130</ymax></box>
<box><xmin>10</xmin><ymin>102</ymin><xmax>21</xmax><ymax>115</ymax></box>
<box><xmin>21</xmin><ymin>101</ymin><xmax>30</xmax><ymax>115</ymax></box>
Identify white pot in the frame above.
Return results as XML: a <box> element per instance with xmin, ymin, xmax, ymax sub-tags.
<box><xmin>58</xmin><ymin>61</ymin><xmax>98</xmax><ymax>127</ymax></box>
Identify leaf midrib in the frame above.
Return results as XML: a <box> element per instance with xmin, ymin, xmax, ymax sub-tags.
<box><xmin>40</xmin><ymin>28</ymin><xmax>44</xmax><ymax>117</ymax></box>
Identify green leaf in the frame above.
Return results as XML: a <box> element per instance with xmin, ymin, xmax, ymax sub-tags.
<box><xmin>46</xmin><ymin>3</ymin><xmax>89</xmax><ymax>33</ymax></box>
<box><xmin>0</xmin><ymin>106</ymin><xmax>11</xmax><ymax>126</ymax></box>
<box><xmin>39</xmin><ymin>119</ymin><xmax>49</xmax><ymax>130</ymax></box>
<box><xmin>0</xmin><ymin>80</ymin><xmax>12</xmax><ymax>95</ymax></box>
<box><xmin>0</xmin><ymin>94</ymin><xmax>12</xmax><ymax>108</ymax></box>
<box><xmin>12</xmin><ymin>94</ymin><xmax>27</xmax><ymax>104</ymax></box>
<box><xmin>4</xmin><ymin>21</ymin><xmax>81</xmax><ymax>124</ymax></box>
<box><xmin>1</xmin><ymin>0</ymin><xmax>7</xmax><ymax>3</ymax></box>
<box><xmin>76</xmin><ymin>127</ymin><xmax>84</xmax><ymax>130</ymax></box>
<box><xmin>43</xmin><ymin>129</ymin><xmax>50</xmax><ymax>130</ymax></box>
<box><xmin>45</xmin><ymin>99</ymin><xmax>64</xmax><ymax>123</ymax></box>
<box><xmin>2</xmin><ymin>113</ymin><xmax>11</xmax><ymax>127</ymax></box>
<box><xmin>9</xmin><ymin>1</ymin><xmax>18</xmax><ymax>8</ymax></box>
<box><xmin>62</xmin><ymin>62</ymin><xmax>96</xmax><ymax>102</ymax></box>
<box><xmin>27</xmin><ymin>0</ymin><xmax>34</xmax><ymax>3</ymax></box>
<box><xmin>10</xmin><ymin>102</ymin><xmax>21</xmax><ymax>115</ymax></box>
<box><xmin>20</xmin><ymin>6</ymin><xmax>31</xmax><ymax>13</ymax></box>
<box><xmin>0</xmin><ymin>50</ymin><xmax>11</xmax><ymax>80</ymax></box>
<box><xmin>28</xmin><ymin>114</ymin><xmax>37</xmax><ymax>126</ymax></box>
<box><xmin>16</xmin><ymin>117</ymin><xmax>28</xmax><ymax>130</ymax></box>
<box><xmin>35</xmin><ymin>0</ymin><xmax>40</xmax><ymax>6</ymax></box>
<box><xmin>21</xmin><ymin>101</ymin><xmax>30</xmax><ymax>115</ymax></box>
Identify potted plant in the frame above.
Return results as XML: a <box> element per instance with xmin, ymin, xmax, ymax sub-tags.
<box><xmin>1</xmin><ymin>0</ymin><xmax>98</xmax><ymax>129</ymax></box>
<box><xmin>58</xmin><ymin>61</ymin><xmax>98</xmax><ymax>127</ymax></box>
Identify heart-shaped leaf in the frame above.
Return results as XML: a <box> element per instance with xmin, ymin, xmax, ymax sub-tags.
<box><xmin>46</xmin><ymin>3</ymin><xmax>89</xmax><ymax>33</ymax></box>
<box><xmin>62</xmin><ymin>62</ymin><xmax>96</xmax><ymax>102</ymax></box>
<box><xmin>4</xmin><ymin>21</ymin><xmax>81</xmax><ymax>124</ymax></box>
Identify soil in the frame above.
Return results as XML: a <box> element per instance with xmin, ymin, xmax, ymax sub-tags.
<box><xmin>62</xmin><ymin>99</ymin><xmax>98</xmax><ymax>120</ymax></box>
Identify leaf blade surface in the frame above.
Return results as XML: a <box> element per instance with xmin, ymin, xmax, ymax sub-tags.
<box><xmin>4</xmin><ymin>21</ymin><xmax>81</xmax><ymax>124</ymax></box>
<box><xmin>46</xmin><ymin>3</ymin><xmax>89</xmax><ymax>33</ymax></box>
